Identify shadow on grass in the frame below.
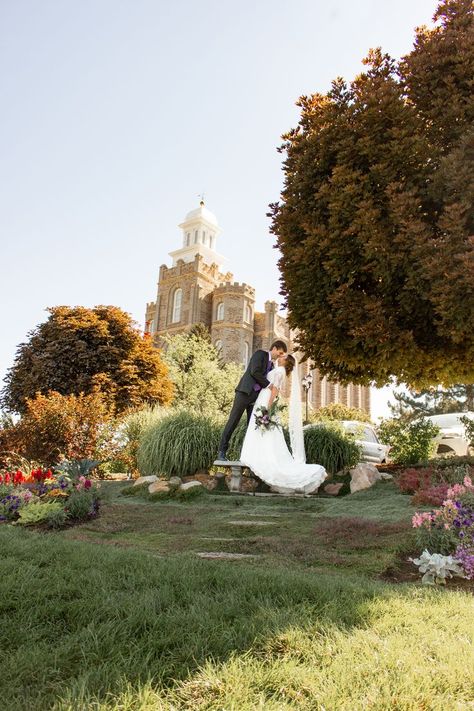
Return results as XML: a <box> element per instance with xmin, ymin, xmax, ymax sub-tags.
<box><xmin>0</xmin><ymin>523</ymin><xmax>421</xmax><ymax>711</ymax></box>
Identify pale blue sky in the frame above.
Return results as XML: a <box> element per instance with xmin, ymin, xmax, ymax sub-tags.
<box><xmin>0</xmin><ymin>0</ymin><xmax>438</xmax><ymax>418</ymax></box>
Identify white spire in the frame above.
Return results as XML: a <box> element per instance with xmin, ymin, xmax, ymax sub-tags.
<box><xmin>169</xmin><ymin>200</ymin><xmax>227</xmax><ymax>268</ymax></box>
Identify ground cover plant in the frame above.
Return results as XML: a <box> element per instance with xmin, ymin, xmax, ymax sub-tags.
<box><xmin>1</xmin><ymin>479</ymin><xmax>473</xmax><ymax>710</ymax></box>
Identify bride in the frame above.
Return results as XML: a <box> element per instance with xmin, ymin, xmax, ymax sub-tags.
<box><xmin>240</xmin><ymin>354</ymin><xmax>327</xmax><ymax>494</ymax></box>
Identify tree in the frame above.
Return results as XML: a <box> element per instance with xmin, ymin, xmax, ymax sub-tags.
<box><xmin>162</xmin><ymin>330</ymin><xmax>243</xmax><ymax>419</ymax></box>
<box><xmin>1</xmin><ymin>306</ymin><xmax>174</xmax><ymax>414</ymax></box>
<box><xmin>390</xmin><ymin>384</ymin><xmax>474</xmax><ymax>420</ymax></box>
<box><xmin>312</xmin><ymin>402</ymin><xmax>372</xmax><ymax>423</ymax></box>
<box><xmin>270</xmin><ymin>0</ymin><xmax>474</xmax><ymax>388</ymax></box>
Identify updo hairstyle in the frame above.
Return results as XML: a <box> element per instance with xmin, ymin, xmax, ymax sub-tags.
<box><xmin>284</xmin><ymin>354</ymin><xmax>296</xmax><ymax>376</ymax></box>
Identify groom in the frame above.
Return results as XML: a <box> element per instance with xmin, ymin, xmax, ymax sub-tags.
<box><xmin>217</xmin><ymin>340</ymin><xmax>287</xmax><ymax>461</ymax></box>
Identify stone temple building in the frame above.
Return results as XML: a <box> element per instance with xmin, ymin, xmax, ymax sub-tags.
<box><xmin>145</xmin><ymin>202</ymin><xmax>370</xmax><ymax>415</ymax></box>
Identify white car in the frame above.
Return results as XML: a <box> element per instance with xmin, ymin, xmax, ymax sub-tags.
<box><xmin>425</xmin><ymin>412</ymin><xmax>474</xmax><ymax>457</ymax></box>
<box><xmin>304</xmin><ymin>420</ymin><xmax>390</xmax><ymax>464</ymax></box>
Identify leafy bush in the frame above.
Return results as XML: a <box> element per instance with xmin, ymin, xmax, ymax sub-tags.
<box><xmin>378</xmin><ymin>418</ymin><xmax>439</xmax><ymax>465</ymax></box>
<box><xmin>46</xmin><ymin>507</ymin><xmax>68</xmax><ymax>529</ymax></box>
<box><xmin>412</xmin><ymin>485</ymin><xmax>450</xmax><ymax>507</ymax></box>
<box><xmin>138</xmin><ymin>411</ymin><xmax>222</xmax><ymax>478</ymax></box>
<box><xmin>16</xmin><ymin>501</ymin><xmax>63</xmax><ymax>526</ymax></box>
<box><xmin>415</xmin><ymin>524</ymin><xmax>458</xmax><ymax>556</ymax></box>
<box><xmin>310</xmin><ymin>402</ymin><xmax>372</xmax><ymax>423</ymax></box>
<box><xmin>460</xmin><ymin>416</ymin><xmax>474</xmax><ymax>448</ymax></box>
<box><xmin>3</xmin><ymin>390</ymin><xmax>117</xmax><ymax>467</ymax></box>
<box><xmin>66</xmin><ymin>490</ymin><xmax>99</xmax><ymax>521</ymax></box>
<box><xmin>397</xmin><ymin>467</ymin><xmax>434</xmax><ymax>494</ymax></box>
<box><xmin>304</xmin><ymin>424</ymin><xmax>361</xmax><ymax>474</ymax></box>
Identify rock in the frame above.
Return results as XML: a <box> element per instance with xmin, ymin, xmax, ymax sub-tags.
<box><xmin>148</xmin><ymin>480</ymin><xmax>170</xmax><ymax>494</ymax></box>
<box><xmin>380</xmin><ymin>472</ymin><xmax>394</xmax><ymax>481</ymax></box>
<box><xmin>180</xmin><ymin>481</ymin><xmax>203</xmax><ymax>491</ymax></box>
<box><xmin>168</xmin><ymin>476</ymin><xmax>182</xmax><ymax>488</ymax></box>
<box><xmin>324</xmin><ymin>483</ymin><xmax>344</xmax><ymax>496</ymax></box>
<box><xmin>134</xmin><ymin>475</ymin><xmax>158</xmax><ymax>486</ymax></box>
<box><xmin>349</xmin><ymin>463</ymin><xmax>382</xmax><ymax>494</ymax></box>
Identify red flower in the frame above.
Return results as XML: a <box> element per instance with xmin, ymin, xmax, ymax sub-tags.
<box><xmin>84</xmin><ymin>479</ymin><xmax>92</xmax><ymax>489</ymax></box>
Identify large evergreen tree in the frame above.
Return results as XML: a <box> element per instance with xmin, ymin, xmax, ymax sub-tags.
<box><xmin>390</xmin><ymin>384</ymin><xmax>474</xmax><ymax>419</ymax></box>
<box><xmin>270</xmin><ymin>0</ymin><xmax>474</xmax><ymax>388</ymax></box>
<box><xmin>1</xmin><ymin>306</ymin><xmax>174</xmax><ymax>414</ymax></box>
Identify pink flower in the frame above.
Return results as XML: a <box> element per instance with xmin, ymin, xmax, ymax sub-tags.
<box><xmin>447</xmin><ymin>483</ymin><xmax>466</xmax><ymax>500</ymax></box>
<box><xmin>412</xmin><ymin>512</ymin><xmax>433</xmax><ymax>528</ymax></box>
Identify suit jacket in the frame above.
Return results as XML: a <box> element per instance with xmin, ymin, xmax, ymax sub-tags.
<box><xmin>235</xmin><ymin>349</ymin><xmax>271</xmax><ymax>395</ymax></box>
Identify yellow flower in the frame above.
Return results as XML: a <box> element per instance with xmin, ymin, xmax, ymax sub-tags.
<box><xmin>46</xmin><ymin>488</ymin><xmax>68</xmax><ymax>498</ymax></box>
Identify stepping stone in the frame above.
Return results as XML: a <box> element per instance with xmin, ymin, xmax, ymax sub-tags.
<box><xmin>200</xmin><ymin>537</ymin><xmax>238</xmax><ymax>542</ymax></box>
<box><xmin>228</xmin><ymin>520</ymin><xmax>277</xmax><ymax>526</ymax></box>
<box><xmin>196</xmin><ymin>552</ymin><xmax>259</xmax><ymax>560</ymax></box>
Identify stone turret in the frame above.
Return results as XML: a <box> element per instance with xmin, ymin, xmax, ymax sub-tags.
<box><xmin>211</xmin><ymin>282</ymin><xmax>255</xmax><ymax>365</ymax></box>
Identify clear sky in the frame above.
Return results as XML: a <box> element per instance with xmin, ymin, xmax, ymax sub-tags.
<box><xmin>0</xmin><ymin>0</ymin><xmax>438</xmax><ymax>419</ymax></box>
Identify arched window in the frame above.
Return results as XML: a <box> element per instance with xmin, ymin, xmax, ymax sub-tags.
<box><xmin>215</xmin><ymin>339</ymin><xmax>223</xmax><ymax>353</ymax></box>
<box><xmin>186</xmin><ymin>232</ymin><xmax>191</xmax><ymax>246</ymax></box>
<box><xmin>216</xmin><ymin>302</ymin><xmax>224</xmax><ymax>321</ymax></box>
<box><xmin>245</xmin><ymin>303</ymin><xmax>252</xmax><ymax>323</ymax></box>
<box><xmin>243</xmin><ymin>341</ymin><xmax>249</xmax><ymax>366</ymax></box>
<box><xmin>194</xmin><ymin>230</ymin><xmax>199</xmax><ymax>244</ymax></box>
<box><xmin>202</xmin><ymin>230</ymin><xmax>207</xmax><ymax>245</ymax></box>
<box><xmin>172</xmin><ymin>288</ymin><xmax>182</xmax><ymax>323</ymax></box>
<box><xmin>210</xmin><ymin>234</ymin><xmax>215</xmax><ymax>249</ymax></box>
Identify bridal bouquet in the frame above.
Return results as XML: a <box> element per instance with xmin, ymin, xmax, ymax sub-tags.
<box><xmin>254</xmin><ymin>401</ymin><xmax>285</xmax><ymax>432</ymax></box>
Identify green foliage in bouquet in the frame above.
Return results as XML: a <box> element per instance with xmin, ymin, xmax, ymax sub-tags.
<box><xmin>138</xmin><ymin>411</ymin><xmax>221</xmax><ymax>478</ymax></box>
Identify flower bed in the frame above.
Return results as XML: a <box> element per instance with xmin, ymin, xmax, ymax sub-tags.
<box><xmin>0</xmin><ymin>462</ymin><xmax>100</xmax><ymax>528</ymax></box>
<box><xmin>410</xmin><ymin>475</ymin><xmax>474</xmax><ymax>584</ymax></box>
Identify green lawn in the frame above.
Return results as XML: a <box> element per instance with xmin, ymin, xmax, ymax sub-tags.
<box><xmin>1</xmin><ymin>481</ymin><xmax>473</xmax><ymax>710</ymax></box>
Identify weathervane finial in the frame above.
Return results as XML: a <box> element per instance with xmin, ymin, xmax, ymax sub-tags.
<box><xmin>198</xmin><ymin>191</ymin><xmax>205</xmax><ymax>206</ymax></box>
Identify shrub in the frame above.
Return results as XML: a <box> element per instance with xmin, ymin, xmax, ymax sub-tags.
<box><xmin>310</xmin><ymin>402</ymin><xmax>372</xmax><ymax>423</ymax></box>
<box><xmin>415</xmin><ymin>524</ymin><xmax>458</xmax><ymax>556</ymax></box>
<box><xmin>303</xmin><ymin>424</ymin><xmax>360</xmax><ymax>474</ymax></box>
<box><xmin>66</xmin><ymin>490</ymin><xmax>99</xmax><ymax>521</ymax></box>
<box><xmin>46</xmin><ymin>507</ymin><xmax>68</xmax><ymax>529</ymax></box>
<box><xmin>16</xmin><ymin>501</ymin><xmax>63</xmax><ymax>526</ymax></box>
<box><xmin>377</xmin><ymin>418</ymin><xmax>439</xmax><ymax>465</ymax></box>
<box><xmin>412</xmin><ymin>485</ymin><xmax>450</xmax><ymax>507</ymax></box>
<box><xmin>5</xmin><ymin>390</ymin><xmax>117</xmax><ymax>467</ymax></box>
<box><xmin>397</xmin><ymin>467</ymin><xmax>434</xmax><ymax>494</ymax></box>
<box><xmin>138</xmin><ymin>411</ymin><xmax>222</xmax><ymax>478</ymax></box>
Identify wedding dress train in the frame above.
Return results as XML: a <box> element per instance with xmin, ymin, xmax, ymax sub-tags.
<box><xmin>240</xmin><ymin>366</ymin><xmax>327</xmax><ymax>494</ymax></box>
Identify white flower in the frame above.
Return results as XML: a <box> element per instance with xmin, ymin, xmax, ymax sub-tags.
<box><xmin>409</xmin><ymin>550</ymin><xmax>466</xmax><ymax>585</ymax></box>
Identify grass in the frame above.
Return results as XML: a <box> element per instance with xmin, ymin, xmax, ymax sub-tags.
<box><xmin>0</xmin><ymin>481</ymin><xmax>473</xmax><ymax>710</ymax></box>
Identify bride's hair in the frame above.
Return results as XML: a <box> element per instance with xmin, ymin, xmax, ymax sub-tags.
<box><xmin>284</xmin><ymin>354</ymin><xmax>296</xmax><ymax>376</ymax></box>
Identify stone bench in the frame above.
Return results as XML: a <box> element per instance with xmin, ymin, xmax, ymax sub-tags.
<box><xmin>213</xmin><ymin>460</ymin><xmax>249</xmax><ymax>492</ymax></box>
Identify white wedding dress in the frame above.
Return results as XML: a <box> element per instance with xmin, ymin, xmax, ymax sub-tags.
<box><xmin>240</xmin><ymin>366</ymin><xmax>327</xmax><ymax>494</ymax></box>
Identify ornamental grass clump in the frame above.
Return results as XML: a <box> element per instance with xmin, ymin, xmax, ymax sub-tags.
<box><xmin>304</xmin><ymin>424</ymin><xmax>360</xmax><ymax>474</ymax></box>
<box><xmin>137</xmin><ymin>411</ymin><xmax>222</xmax><ymax>478</ymax></box>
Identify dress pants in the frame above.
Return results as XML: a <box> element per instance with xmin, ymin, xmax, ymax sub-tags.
<box><xmin>219</xmin><ymin>389</ymin><xmax>258</xmax><ymax>455</ymax></box>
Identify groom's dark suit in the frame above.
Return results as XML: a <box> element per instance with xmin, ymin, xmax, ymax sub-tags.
<box><xmin>218</xmin><ymin>349</ymin><xmax>273</xmax><ymax>458</ymax></box>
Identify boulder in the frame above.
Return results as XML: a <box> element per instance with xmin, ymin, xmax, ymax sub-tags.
<box><xmin>134</xmin><ymin>475</ymin><xmax>158</xmax><ymax>486</ymax></box>
<box><xmin>148</xmin><ymin>480</ymin><xmax>170</xmax><ymax>495</ymax></box>
<box><xmin>168</xmin><ymin>476</ymin><xmax>182</xmax><ymax>488</ymax></box>
<box><xmin>349</xmin><ymin>463</ymin><xmax>382</xmax><ymax>493</ymax></box>
<box><xmin>180</xmin><ymin>481</ymin><xmax>203</xmax><ymax>491</ymax></box>
<box><xmin>380</xmin><ymin>472</ymin><xmax>394</xmax><ymax>481</ymax></box>
<box><xmin>324</xmin><ymin>483</ymin><xmax>344</xmax><ymax>496</ymax></box>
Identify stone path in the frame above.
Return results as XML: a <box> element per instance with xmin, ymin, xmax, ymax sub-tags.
<box><xmin>196</xmin><ymin>552</ymin><xmax>259</xmax><ymax>560</ymax></box>
<box><xmin>228</xmin><ymin>520</ymin><xmax>277</xmax><ymax>527</ymax></box>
